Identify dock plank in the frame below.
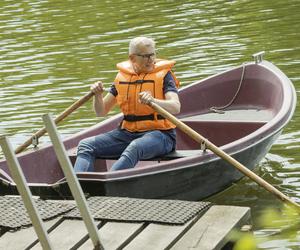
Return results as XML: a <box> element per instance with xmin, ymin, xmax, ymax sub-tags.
<box><xmin>79</xmin><ymin>222</ymin><xmax>145</xmax><ymax>250</ymax></box>
<box><xmin>30</xmin><ymin>219</ymin><xmax>97</xmax><ymax>250</ymax></box>
<box><xmin>123</xmin><ymin>217</ymin><xmax>198</xmax><ymax>250</ymax></box>
<box><xmin>171</xmin><ymin>205</ymin><xmax>251</xmax><ymax>250</ymax></box>
<box><xmin>0</xmin><ymin>218</ymin><xmax>60</xmax><ymax>250</ymax></box>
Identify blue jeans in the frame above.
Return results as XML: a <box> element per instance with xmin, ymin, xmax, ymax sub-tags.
<box><xmin>73</xmin><ymin>128</ymin><xmax>175</xmax><ymax>172</ymax></box>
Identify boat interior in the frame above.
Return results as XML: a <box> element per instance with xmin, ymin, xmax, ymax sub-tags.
<box><xmin>0</xmin><ymin>62</ymin><xmax>286</xmax><ymax>183</ymax></box>
<box><xmin>67</xmin><ymin>108</ymin><xmax>272</xmax><ymax>172</ymax></box>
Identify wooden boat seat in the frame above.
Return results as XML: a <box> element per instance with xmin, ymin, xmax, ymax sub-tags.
<box><xmin>153</xmin><ymin>149</ymin><xmax>203</xmax><ymax>160</ymax></box>
<box><xmin>67</xmin><ymin>147</ymin><xmax>203</xmax><ymax>163</ymax></box>
<box><xmin>179</xmin><ymin>109</ymin><xmax>273</xmax><ymax>123</ymax></box>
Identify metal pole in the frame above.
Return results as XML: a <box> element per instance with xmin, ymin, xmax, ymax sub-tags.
<box><xmin>42</xmin><ymin>114</ymin><xmax>103</xmax><ymax>250</ymax></box>
<box><xmin>0</xmin><ymin>136</ymin><xmax>53</xmax><ymax>250</ymax></box>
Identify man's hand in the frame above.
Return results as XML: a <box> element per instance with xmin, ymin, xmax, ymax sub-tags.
<box><xmin>139</xmin><ymin>91</ymin><xmax>154</xmax><ymax>105</ymax></box>
<box><xmin>91</xmin><ymin>81</ymin><xmax>105</xmax><ymax>95</ymax></box>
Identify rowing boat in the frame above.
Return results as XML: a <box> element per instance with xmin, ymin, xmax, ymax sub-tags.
<box><xmin>0</xmin><ymin>55</ymin><xmax>296</xmax><ymax>200</ymax></box>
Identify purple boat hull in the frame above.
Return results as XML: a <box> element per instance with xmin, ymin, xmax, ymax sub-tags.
<box><xmin>0</xmin><ymin>60</ymin><xmax>296</xmax><ymax>200</ymax></box>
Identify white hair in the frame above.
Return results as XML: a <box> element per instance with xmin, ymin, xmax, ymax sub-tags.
<box><xmin>129</xmin><ymin>37</ymin><xmax>155</xmax><ymax>55</ymax></box>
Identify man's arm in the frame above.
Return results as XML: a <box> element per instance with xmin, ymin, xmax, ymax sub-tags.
<box><xmin>139</xmin><ymin>91</ymin><xmax>181</xmax><ymax>115</ymax></box>
<box><xmin>91</xmin><ymin>81</ymin><xmax>117</xmax><ymax>117</ymax></box>
<box><xmin>139</xmin><ymin>71</ymin><xmax>181</xmax><ymax>114</ymax></box>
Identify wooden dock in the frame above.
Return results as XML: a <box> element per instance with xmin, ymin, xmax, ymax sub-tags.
<box><xmin>0</xmin><ymin>202</ymin><xmax>251</xmax><ymax>250</ymax></box>
<box><xmin>0</xmin><ymin>119</ymin><xmax>251</xmax><ymax>249</ymax></box>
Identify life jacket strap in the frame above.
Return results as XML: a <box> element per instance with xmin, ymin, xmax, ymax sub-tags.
<box><xmin>123</xmin><ymin>114</ymin><xmax>165</xmax><ymax>122</ymax></box>
<box><xmin>119</xmin><ymin>79</ymin><xmax>155</xmax><ymax>84</ymax></box>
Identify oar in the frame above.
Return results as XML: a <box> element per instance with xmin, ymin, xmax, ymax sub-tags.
<box><xmin>148</xmin><ymin>101</ymin><xmax>300</xmax><ymax>211</ymax></box>
<box><xmin>14</xmin><ymin>91</ymin><xmax>95</xmax><ymax>154</ymax></box>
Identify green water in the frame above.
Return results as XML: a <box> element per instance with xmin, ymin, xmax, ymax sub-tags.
<box><xmin>1</xmin><ymin>0</ymin><xmax>299</xmax><ymax>248</ymax></box>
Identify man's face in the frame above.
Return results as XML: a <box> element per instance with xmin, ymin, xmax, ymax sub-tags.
<box><xmin>130</xmin><ymin>45</ymin><xmax>156</xmax><ymax>74</ymax></box>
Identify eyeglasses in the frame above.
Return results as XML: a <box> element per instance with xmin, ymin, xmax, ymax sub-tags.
<box><xmin>135</xmin><ymin>53</ymin><xmax>156</xmax><ymax>60</ymax></box>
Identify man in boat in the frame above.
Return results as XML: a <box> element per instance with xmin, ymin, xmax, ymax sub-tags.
<box><xmin>74</xmin><ymin>37</ymin><xmax>181</xmax><ymax>171</ymax></box>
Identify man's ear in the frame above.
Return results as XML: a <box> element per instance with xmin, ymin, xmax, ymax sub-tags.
<box><xmin>129</xmin><ymin>54</ymin><xmax>135</xmax><ymax>62</ymax></box>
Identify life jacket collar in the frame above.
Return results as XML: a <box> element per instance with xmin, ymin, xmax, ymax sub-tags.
<box><xmin>116</xmin><ymin>59</ymin><xmax>176</xmax><ymax>75</ymax></box>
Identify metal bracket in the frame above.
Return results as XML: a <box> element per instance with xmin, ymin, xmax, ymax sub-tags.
<box><xmin>200</xmin><ymin>140</ymin><xmax>207</xmax><ymax>152</ymax></box>
<box><xmin>252</xmin><ymin>51</ymin><xmax>265</xmax><ymax>64</ymax></box>
<box><xmin>32</xmin><ymin>134</ymin><xmax>39</xmax><ymax>148</ymax></box>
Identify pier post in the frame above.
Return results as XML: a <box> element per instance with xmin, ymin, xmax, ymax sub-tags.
<box><xmin>0</xmin><ymin>136</ymin><xmax>53</xmax><ymax>250</ymax></box>
<box><xmin>42</xmin><ymin>113</ymin><xmax>103</xmax><ymax>250</ymax></box>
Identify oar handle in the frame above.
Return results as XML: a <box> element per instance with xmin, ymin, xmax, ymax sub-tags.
<box><xmin>149</xmin><ymin>101</ymin><xmax>300</xmax><ymax>211</ymax></box>
<box><xmin>14</xmin><ymin>91</ymin><xmax>95</xmax><ymax>154</ymax></box>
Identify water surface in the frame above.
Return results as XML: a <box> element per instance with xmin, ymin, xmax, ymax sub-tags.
<box><xmin>1</xmin><ymin>1</ymin><xmax>299</xmax><ymax>248</ymax></box>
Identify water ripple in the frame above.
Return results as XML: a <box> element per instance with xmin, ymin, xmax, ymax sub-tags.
<box><xmin>1</xmin><ymin>2</ymin><xmax>300</xmax><ymax>247</ymax></box>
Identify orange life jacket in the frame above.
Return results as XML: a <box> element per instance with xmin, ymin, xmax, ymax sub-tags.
<box><xmin>114</xmin><ymin>59</ymin><xmax>179</xmax><ymax>132</ymax></box>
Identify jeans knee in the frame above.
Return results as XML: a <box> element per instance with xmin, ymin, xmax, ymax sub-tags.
<box><xmin>123</xmin><ymin>141</ymin><xmax>139</xmax><ymax>156</ymax></box>
<box><xmin>77</xmin><ymin>138</ymin><xmax>95</xmax><ymax>156</ymax></box>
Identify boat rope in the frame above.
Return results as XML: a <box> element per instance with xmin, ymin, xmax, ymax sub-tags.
<box><xmin>209</xmin><ymin>64</ymin><xmax>246</xmax><ymax>114</ymax></box>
